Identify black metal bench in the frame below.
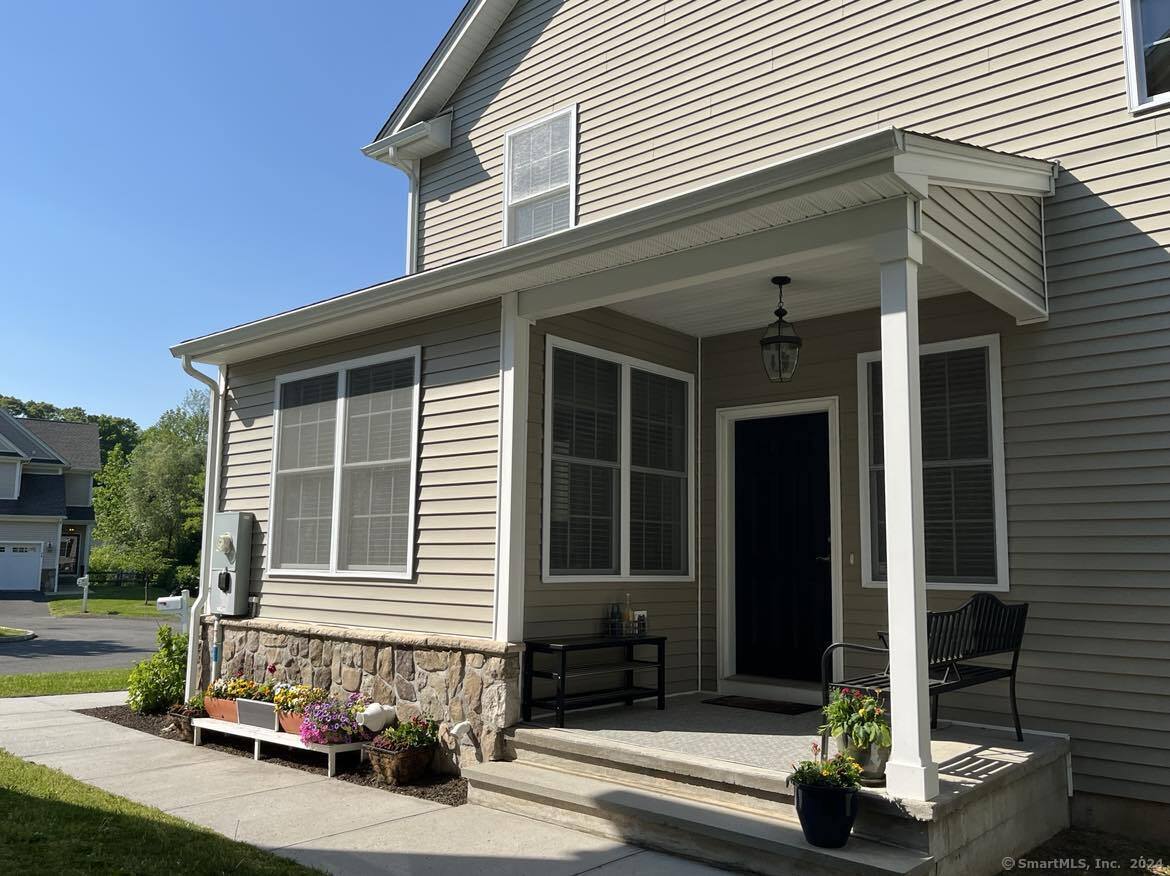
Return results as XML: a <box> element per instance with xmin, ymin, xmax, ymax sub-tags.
<box><xmin>821</xmin><ymin>593</ymin><xmax>1029</xmax><ymax>740</ymax></box>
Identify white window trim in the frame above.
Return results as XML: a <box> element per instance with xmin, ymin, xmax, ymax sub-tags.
<box><xmin>856</xmin><ymin>334</ymin><xmax>1009</xmax><ymax>592</ymax></box>
<box><xmin>265</xmin><ymin>346</ymin><xmax>422</xmax><ymax>582</ymax></box>
<box><xmin>542</xmin><ymin>334</ymin><xmax>695</xmax><ymax>584</ymax></box>
<box><xmin>503</xmin><ymin>104</ymin><xmax>578</xmax><ymax>247</ymax></box>
<box><xmin>1121</xmin><ymin>0</ymin><xmax>1170</xmax><ymax>112</ymax></box>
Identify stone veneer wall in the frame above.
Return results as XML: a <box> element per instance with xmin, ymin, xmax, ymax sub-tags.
<box><xmin>197</xmin><ymin>618</ymin><xmax>521</xmax><ymax>763</ymax></box>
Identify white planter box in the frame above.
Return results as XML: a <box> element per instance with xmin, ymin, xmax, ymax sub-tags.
<box><xmin>236</xmin><ymin>698</ymin><xmax>278</xmax><ymax>731</ymax></box>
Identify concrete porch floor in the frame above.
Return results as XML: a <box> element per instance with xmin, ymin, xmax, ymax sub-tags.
<box><xmin>525</xmin><ymin>693</ymin><xmax>1071</xmax><ymax>814</ymax></box>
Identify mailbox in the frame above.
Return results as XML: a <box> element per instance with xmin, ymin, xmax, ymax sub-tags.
<box><xmin>208</xmin><ymin>511</ymin><xmax>253</xmax><ymax>616</ymax></box>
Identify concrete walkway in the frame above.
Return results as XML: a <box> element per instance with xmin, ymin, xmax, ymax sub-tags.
<box><xmin>0</xmin><ymin>692</ymin><xmax>722</xmax><ymax>875</ymax></box>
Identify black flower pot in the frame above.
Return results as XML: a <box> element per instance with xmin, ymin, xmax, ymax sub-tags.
<box><xmin>793</xmin><ymin>783</ymin><xmax>860</xmax><ymax>848</ymax></box>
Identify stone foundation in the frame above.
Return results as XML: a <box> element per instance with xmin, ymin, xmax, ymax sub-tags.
<box><xmin>197</xmin><ymin>618</ymin><xmax>522</xmax><ymax>764</ymax></box>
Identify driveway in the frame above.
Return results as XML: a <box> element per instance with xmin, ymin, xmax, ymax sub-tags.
<box><xmin>0</xmin><ymin>595</ymin><xmax>178</xmax><ymax>675</ymax></box>
<box><xmin>3</xmin><ymin>691</ymin><xmax>720</xmax><ymax>876</ymax></box>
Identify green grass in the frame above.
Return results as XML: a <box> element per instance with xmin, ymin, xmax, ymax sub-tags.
<box><xmin>47</xmin><ymin>583</ymin><xmax>171</xmax><ymax>618</ymax></box>
<box><xmin>0</xmin><ymin>626</ymin><xmax>31</xmax><ymax>637</ymax></box>
<box><xmin>0</xmin><ymin>667</ymin><xmax>132</xmax><ymax>698</ymax></box>
<box><xmin>0</xmin><ymin>749</ymin><xmax>317</xmax><ymax>874</ymax></box>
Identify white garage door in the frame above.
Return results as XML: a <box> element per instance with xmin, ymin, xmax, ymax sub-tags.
<box><xmin>0</xmin><ymin>543</ymin><xmax>42</xmax><ymax>591</ymax></box>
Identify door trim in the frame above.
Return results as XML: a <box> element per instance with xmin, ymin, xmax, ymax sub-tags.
<box><xmin>714</xmin><ymin>397</ymin><xmax>843</xmax><ymax>702</ymax></box>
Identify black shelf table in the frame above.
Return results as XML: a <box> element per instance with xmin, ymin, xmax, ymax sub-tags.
<box><xmin>522</xmin><ymin>633</ymin><xmax>667</xmax><ymax>728</ymax></box>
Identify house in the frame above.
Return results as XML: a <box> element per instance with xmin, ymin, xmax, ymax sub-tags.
<box><xmin>172</xmin><ymin>0</ymin><xmax>1170</xmax><ymax>871</ymax></box>
<box><xmin>0</xmin><ymin>410</ymin><xmax>99</xmax><ymax>591</ymax></box>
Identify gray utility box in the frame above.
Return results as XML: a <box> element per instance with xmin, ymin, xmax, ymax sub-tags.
<box><xmin>208</xmin><ymin>511</ymin><xmax>253</xmax><ymax>616</ymax></box>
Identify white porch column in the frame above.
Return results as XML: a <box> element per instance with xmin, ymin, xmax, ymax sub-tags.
<box><xmin>494</xmin><ymin>292</ymin><xmax>533</xmax><ymax>642</ymax></box>
<box><xmin>876</xmin><ymin>227</ymin><xmax>940</xmax><ymax>802</ymax></box>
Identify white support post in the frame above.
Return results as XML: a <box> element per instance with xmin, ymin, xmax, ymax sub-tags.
<box><xmin>875</xmin><ymin>221</ymin><xmax>940</xmax><ymax>802</ymax></box>
<box><xmin>494</xmin><ymin>292</ymin><xmax>533</xmax><ymax>643</ymax></box>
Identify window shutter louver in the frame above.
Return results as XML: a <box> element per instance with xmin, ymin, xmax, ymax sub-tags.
<box><xmin>868</xmin><ymin>346</ymin><xmax>997</xmax><ymax>586</ymax></box>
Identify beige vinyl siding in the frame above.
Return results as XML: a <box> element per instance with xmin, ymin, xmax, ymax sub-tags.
<box><xmin>417</xmin><ymin>0</ymin><xmax>1142</xmax><ymax>271</ymax></box>
<box><xmin>525</xmin><ymin>307</ymin><xmax>700</xmax><ymax>693</ymax></box>
<box><xmin>413</xmin><ymin>0</ymin><xmax>1170</xmax><ymax>805</ymax></box>
<box><xmin>219</xmin><ymin>301</ymin><xmax>502</xmax><ymax>639</ymax></box>
<box><xmin>702</xmin><ymin>289</ymin><xmax>1170</xmax><ymax>806</ymax></box>
<box><xmin>922</xmin><ymin>186</ymin><xmax>1047</xmax><ymax>312</ymax></box>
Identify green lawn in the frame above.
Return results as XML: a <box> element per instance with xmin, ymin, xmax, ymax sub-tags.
<box><xmin>0</xmin><ymin>667</ymin><xmax>132</xmax><ymax>698</ymax></box>
<box><xmin>47</xmin><ymin>583</ymin><xmax>171</xmax><ymax>618</ymax></box>
<box><xmin>0</xmin><ymin>749</ymin><xmax>317</xmax><ymax>874</ymax></box>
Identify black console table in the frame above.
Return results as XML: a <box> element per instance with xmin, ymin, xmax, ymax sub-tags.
<box><xmin>522</xmin><ymin>634</ymin><xmax>667</xmax><ymax>728</ymax></box>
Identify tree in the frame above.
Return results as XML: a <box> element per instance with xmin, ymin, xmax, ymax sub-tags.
<box><xmin>0</xmin><ymin>395</ymin><xmax>140</xmax><ymax>462</ymax></box>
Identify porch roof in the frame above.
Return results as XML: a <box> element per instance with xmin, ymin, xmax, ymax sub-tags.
<box><xmin>172</xmin><ymin>128</ymin><xmax>1057</xmax><ymax>366</ymax></box>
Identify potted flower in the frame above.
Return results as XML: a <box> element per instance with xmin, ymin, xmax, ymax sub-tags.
<box><xmin>364</xmin><ymin>715</ymin><xmax>439</xmax><ymax>786</ymax></box>
<box><xmin>273</xmin><ymin>683</ymin><xmax>327</xmax><ymax>734</ymax></box>
<box><xmin>299</xmin><ymin>693</ymin><xmax>370</xmax><ymax>746</ymax></box>
<box><xmin>203</xmin><ymin>673</ymin><xmax>257</xmax><ymax>722</ymax></box>
<box><xmin>786</xmin><ymin>743</ymin><xmax>863</xmax><ymax>849</ymax></box>
<box><xmin>167</xmin><ymin>692</ymin><xmax>206</xmax><ymax>742</ymax></box>
<box><xmin>819</xmin><ymin>687</ymin><xmax>892</xmax><ymax>786</ymax></box>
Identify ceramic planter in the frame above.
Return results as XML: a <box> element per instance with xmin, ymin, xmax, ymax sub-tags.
<box><xmin>364</xmin><ymin>743</ymin><xmax>434</xmax><ymax>786</ymax></box>
<box><xmin>793</xmin><ymin>783</ymin><xmax>859</xmax><ymax>849</ymax></box>
<box><xmin>278</xmin><ymin>711</ymin><xmax>304</xmax><ymax>735</ymax></box>
<box><xmin>834</xmin><ymin>737</ymin><xmax>891</xmax><ymax>787</ymax></box>
<box><xmin>236</xmin><ymin>698</ymin><xmax>278</xmax><ymax>731</ymax></box>
<box><xmin>203</xmin><ymin>696</ymin><xmax>238</xmax><ymax>723</ymax></box>
<box><xmin>167</xmin><ymin>709</ymin><xmax>198</xmax><ymax>742</ymax></box>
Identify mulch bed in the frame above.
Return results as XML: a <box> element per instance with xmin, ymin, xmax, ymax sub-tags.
<box><xmin>76</xmin><ymin>705</ymin><xmax>467</xmax><ymax>807</ymax></box>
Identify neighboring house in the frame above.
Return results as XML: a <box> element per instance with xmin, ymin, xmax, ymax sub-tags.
<box><xmin>172</xmin><ymin>0</ymin><xmax>1169</xmax><ymax>863</ymax></box>
<box><xmin>0</xmin><ymin>410</ymin><xmax>99</xmax><ymax>591</ymax></box>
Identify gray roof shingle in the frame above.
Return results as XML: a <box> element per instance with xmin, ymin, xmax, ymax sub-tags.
<box><xmin>0</xmin><ymin>410</ymin><xmax>62</xmax><ymax>463</ymax></box>
<box><xmin>18</xmin><ymin>419</ymin><xmax>101</xmax><ymax>470</ymax></box>
<box><xmin>0</xmin><ymin>474</ymin><xmax>66</xmax><ymax>516</ymax></box>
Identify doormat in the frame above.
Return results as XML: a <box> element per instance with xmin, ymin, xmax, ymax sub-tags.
<box><xmin>702</xmin><ymin>695</ymin><xmax>820</xmax><ymax>715</ymax></box>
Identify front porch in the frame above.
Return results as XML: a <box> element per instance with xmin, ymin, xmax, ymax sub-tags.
<box><xmin>464</xmin><ymin>695</ymin><xmax>1070</xmax><ymax>875</ymax></box>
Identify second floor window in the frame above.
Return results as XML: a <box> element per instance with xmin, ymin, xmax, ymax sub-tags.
<box><xmin>1124</xmin><ymin>0</ymin><xmax>1170</xmax><ymax>109</ymax></box>
<box><xmin>505</xmin><ymin>107</ymin><xmax>576</xmax><ymax>245</ymax></box>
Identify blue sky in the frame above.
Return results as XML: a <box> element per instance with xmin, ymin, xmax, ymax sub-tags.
<box><xmin>0</xmin><ymin>2</ymin><xmax>466</xmax><ymax>427</ymax></box>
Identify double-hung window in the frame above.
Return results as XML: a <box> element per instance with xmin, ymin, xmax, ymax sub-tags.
<box><xmin>544</xmin><ymin>337</ymin><xmax>693</xmax><ymax>581</ymax></box>
<box><xmin>269</xmin><ymin>349</ymin><xmax>420</xmax><ymax>579</ymax></box>
<box><xmin>504</xmin><ymin>107</ymin><xmax>576</xmax><ymax>245</ymax></box>
<box><xmin>1122</xmin><ymin>0</ymin><xmax>1170</xmax><ymax>110</ymax></box>
<box><xmin>858</xmin><ymin>335</ymin><xmax>1008</xmax><ymax>591</ymax></box>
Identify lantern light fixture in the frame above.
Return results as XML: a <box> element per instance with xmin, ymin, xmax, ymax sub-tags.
<box><xmin>760</xmin><ymin>275</ymin><xmax>802</xmax><ymax>383</ymax></box>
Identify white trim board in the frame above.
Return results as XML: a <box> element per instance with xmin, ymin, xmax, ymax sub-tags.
<box><xmin>541</xmin><ymin>334</ymin><xmax>696</xmax><ymax>584</ymax></box>
<box><xmin>714</xmin><ymin>397</ymin><xmax>844</xmax><ymax>691</ymax></box>
<box><xmin>856</xmin><ymin>333</ymin><xmax>1010</xmax><ymax>592</ymax></box>
<box><xmin>265</xmin><ymin>345</ymin><xmax>422</xmax><ymax>583</ymax></box>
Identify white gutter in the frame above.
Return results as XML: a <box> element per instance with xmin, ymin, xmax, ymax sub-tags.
<box><xmin>179</xmin><ymin>355</ymin><xmax>225</xmax><ymax>700</ymax></box>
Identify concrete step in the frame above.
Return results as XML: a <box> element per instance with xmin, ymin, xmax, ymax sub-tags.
<box><xmin>464</xmin><ymin>760</ymin><xmax>934</xmax><ymax>876</ymax></box>
<box><xmin>507</xmin><ymin>725</ymin><xmax>930</xmax><ymax>851</ymax></box>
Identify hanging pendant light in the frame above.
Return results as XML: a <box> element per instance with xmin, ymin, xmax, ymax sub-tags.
<box><xmin>760</xmin><ymin>275</ymin><xmax>802</xmax><ymax>383</ymax></box>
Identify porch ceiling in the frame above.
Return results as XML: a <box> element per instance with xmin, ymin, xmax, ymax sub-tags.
<box><xmin>607</xmin><ymin>240</ymin><xmax>965</xmax><ymax>338</ymax></box>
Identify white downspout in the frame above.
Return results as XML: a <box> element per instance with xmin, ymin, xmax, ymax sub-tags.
<box><xmin>390</xmin><ymin>149</ymin><xmax>421</xmax><ymax>275</ymax></box>
<box><xmin>180</xmin><ymin>355</ymin><xmax>225</xmax><ymax>700</ymax></box>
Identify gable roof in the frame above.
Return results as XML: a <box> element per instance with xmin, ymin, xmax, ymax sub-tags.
<box><xmin>0</xmin><ymin>409</ymin><xmax>63</xmax><ymax>465</ymax></box>
<box><xmin>0</xmin><ymin>432</ymin><xmax>23</xmax><ymax>459</ymax></box>
<box><xmin>19</xmin><ymin>420</ymin><xmax>101</xmax><ymax>471</ymax></box>
<box><xmin>373</xmin><ymin>0</ymin><xmax>519</xmax><ymax>140</ymax></box>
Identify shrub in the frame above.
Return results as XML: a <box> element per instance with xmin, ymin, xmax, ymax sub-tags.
<box><xmin>172</xmin><ymin>565</ymin><xmax>199</xmax><ymax>592</ymax></box>
<box><xmin>127</xmin><ymin>626</ymin><xmax>189</xmax><ymax>714</ymax></box>
<box><xmin>372</xmin><ymin>715</ymin><xmax>439</xmax><ymax>752</ymax></box>
<box><xmin>88</xmin><ymin>544</ymin><xmax>170</xmax><ymax>580</ymax></box>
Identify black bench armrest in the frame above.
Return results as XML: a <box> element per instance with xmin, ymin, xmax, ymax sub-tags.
<box><xmin>820</xmin><ymin>641</ymin><xmax>889</xmax><ymax>706</ymax></box>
